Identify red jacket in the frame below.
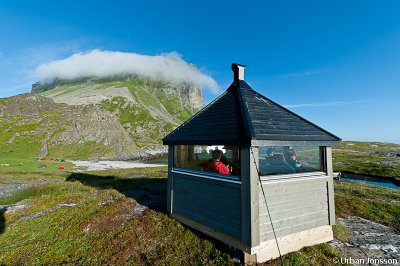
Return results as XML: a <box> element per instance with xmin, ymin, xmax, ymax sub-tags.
<box><xmin>203</xmin><ymin>161</ymin><xmax>230</xmax><ymax>175</ymax></box>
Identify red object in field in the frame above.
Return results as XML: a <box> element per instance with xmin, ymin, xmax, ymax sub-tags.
<box><xmin>58</xmin><ymin>166</ymin><xmax>65</xmax><ymax>170</ymax></box>
<box><xmin>40</xmin><ymin>157</ymin><xmax>46</xmax><ymax>160</ymax></box>
<box><xmin>50</xmin><ymin>156</ymin><xmax>55</xmax><ymax>161</ymax></box>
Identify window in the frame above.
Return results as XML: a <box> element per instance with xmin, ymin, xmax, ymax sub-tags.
<box><xmin>258</xmin><ymin>145</ymin><xmax>321</xmax><ymax>176</ymax></box>
<box><xmin>174</xmin><ymin>145</ymin><xmax>240</xmax><ymax>177</ymax></box>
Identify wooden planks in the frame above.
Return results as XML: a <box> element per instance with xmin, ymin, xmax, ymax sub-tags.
<box><xmin>172</xmin><ymin>172</ymin><xmax>242</xmax><ymax>239</ymax></box>
<box><xmin>258</xmin><ymin>176</ymin><xmax>330</xmax><ymax>242</ymax></box>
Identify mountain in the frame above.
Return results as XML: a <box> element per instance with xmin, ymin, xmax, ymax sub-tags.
<box><xmin>0</xmin><ymin>76</ymin><xmax>203</xmax><ymax>160</ymax></box>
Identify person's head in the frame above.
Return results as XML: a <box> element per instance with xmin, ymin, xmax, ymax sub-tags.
<box><xmin>212</xmin><ymin>149</ymin><xmax>223</xmax><ymax>161</ymax></box>
<box><xmin>283</xmin><ymin>146</ymin><xmax>296</xmax><ymax>161</ymax></box>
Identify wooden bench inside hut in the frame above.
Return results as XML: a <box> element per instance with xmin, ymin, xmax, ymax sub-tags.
<box><xmin>162</xmin><ymin>63</ymin><xmax>341</xmax><ymax>263</ymax></box>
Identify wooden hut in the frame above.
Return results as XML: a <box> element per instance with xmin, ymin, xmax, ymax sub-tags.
<box><xmin>162</xmin><ymin>63</ymin><xmax>341</xmax><ymax>263</ymax></box>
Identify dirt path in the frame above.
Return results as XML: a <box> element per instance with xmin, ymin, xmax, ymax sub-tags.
<box><xmin>332</xmin><ymin>216</ymin><xmax>400</xmax><ymax>264</ymax></box>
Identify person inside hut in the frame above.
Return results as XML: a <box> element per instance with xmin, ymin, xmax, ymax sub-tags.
<box><xmin>283</xmin><ymin>146</ymin><xmax>302</xmax><ymax>170</ymax></box>
<box><xmin>203</xmin><ymin>149</ymin><xmax>231</xmax><ymax>175</ymax></box>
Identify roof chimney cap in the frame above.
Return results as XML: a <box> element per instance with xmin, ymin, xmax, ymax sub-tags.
<box><xmin>231</xmin><ymin>63</ymin><xmax>246</xmax><ymax>81</ymax></box>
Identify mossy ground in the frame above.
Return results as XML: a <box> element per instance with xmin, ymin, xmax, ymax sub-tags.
<box><xmin>0</xmin><ymin>164</ymin><xmax>317</xmax><ymax>265</ymax></box>
<box><xmin>1</xmin><ymin>140</ymin><xmax>399</xmax><ymax>265</ymax></box>
<box><xmin>334</xmin><ymin>180</ymin><xmax>400</xmax><ymax>230</ymax></box>
<box><xmin>1</xmin><ymin>164</ymin><xmax>381</xmax><ymax>265</ymax></box>
<box><xmin>0</xmin><ymin>167</ymin><xmax>230</xmax><ymax>265</ymax></box>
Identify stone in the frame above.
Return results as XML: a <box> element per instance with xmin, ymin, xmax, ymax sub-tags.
<box><xmin>332</xmin><ymin>216</ymin><xmax>400</xmax><ymax>263</ymax></box>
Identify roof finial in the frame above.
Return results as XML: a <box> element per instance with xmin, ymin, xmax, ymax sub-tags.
<box><xmin>231</xmin><ymin>63</ymin><xmax>246</xmax><ymax>81</ymax></box>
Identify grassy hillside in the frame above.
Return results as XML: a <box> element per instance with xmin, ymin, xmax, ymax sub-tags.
<box><xmin>96</xmin><ymin>79</ymin><xmax>193</xmax><ymax>146</ymax></box>
<box><xmin>332</xmin><ymin>141</ymin><xmax>400</xmax><ymax>182</ymax></box>
<box><xmin>40</xmin><ymin>76</ymin><xmax>202</xmax><ymax>155</ymax></box>
<box><xmin>0</xmin><ymin>95</ymin><xmax>122</xmax><ymax>161</ymax></box>
<box><xmin>0</xmin><ymin>76</ymin><xmax>203</xmax><ymax>161</ymax></box>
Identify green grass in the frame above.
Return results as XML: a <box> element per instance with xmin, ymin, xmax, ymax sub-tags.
<box><xmin>333</xmin><ymin>141</ymin><xmax>400</xmax><ymax>182</ymax></box>
<box><xmin>264</xmin><ymin>243</ymin><xmax>348</xmax><ymax>266</ymax></box>
<box><xmin>0</xmin><ymin>156</ymin><xmax>73</xmax><ymax>178</ymax></box>
<box><xmin>0</xmin><ymin>183</ymin><xmax>76</xmax><ymax>205</ymax></box>
<box><xmin>332</xmin><ymin>222</ymin><xmax>352</xmax><ymax>242</ymax></box>
<box><xmin>0</xmin><ymin>149</ymin><xmax>73</xmax><ymax>191</ymax></box>
<box><xmin>93</xmin><ymin>78</ymin><xmax>198</xmax><ymax>146</ymax></box>
<box><xmin>100</xmin><ymin>94</ymin><xmax>178</xmax><ymax>146</ymax></box>
<box><xmin>0</xmin><ymin>131</ymin><xmax>13</xmax><ymax>143</ymax></box>
<box><xmin>11</xmin><ymin>122</ymin><xmax>41</xmax><ymax>132</ymax></box>
<box><xmin>48</xmin><ymin>141</ymin><xmax>116</xmax><ymax>160</ymax></box>
<box><xmin>1</xmin><ymin>135</ymin><xmax>43</xmax><ymax>157</ymax></box>
<box><xmin>2</xmin><ymin>140</ymin><xmax>399</xmax><ymax>264</ymax></box>
<box><xmin>0</xmin><ymin>164</ymin><xmax>354</xmax><ymax>265</ymax></box>
<box><xmin>41</xmin><ymin>80</ymin><xmax>92</xmax><ymax>96</ymax></box>
<box><xmin>0</xmin><ymin>119</ymin><xmax>44</xmax><ymax>158</ymax></box>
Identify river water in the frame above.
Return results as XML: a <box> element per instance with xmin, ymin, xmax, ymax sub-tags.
<box><xmin>339</xmin><ymin>175</ymin><xmax>399</xmax><ymax>190</ymax></box>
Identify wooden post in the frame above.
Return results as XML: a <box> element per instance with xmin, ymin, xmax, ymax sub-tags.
<box><xmin>167</xmin><ymin>145</ymin><xmax>174</xmax><ymax>214</ymax></box>
<box><xmin>175</xmin><ymin>145</ymin><xmax>188</xmax><ymax>168</ymax></box>
<box><xmin>325</xmin><ymin>146</ymin><xmax>336</xmax><ymax>225</ymax></box>
<box><xmin>241</xmin><ymin>146</ymin><xmax>260</xmax><ymax>248</ymax></box>
<box><xmin>243</xmin><ymin>251</ymin><xmax>257</xmax><ymax>265</ymax></box>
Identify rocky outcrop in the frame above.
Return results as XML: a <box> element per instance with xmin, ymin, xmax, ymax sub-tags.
<box><xmin>0</xmin><ymin>94</ymin><xmax>140</xmax><ymax>159</ymax></box>
<box><xmin>331</xmin><ymin>216</ymin><xmax>400</xmax><ymax>264</ymax></box>
<box><xmin>179</xmin><ymin>84</ymin><xmax>204</xmax><ymax>110</ymax></box>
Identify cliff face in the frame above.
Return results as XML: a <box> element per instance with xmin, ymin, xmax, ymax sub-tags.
<box><xmin>0</xmin><ymin>76</ymin><xmax>204</xmax><ymax>160</ymax></box>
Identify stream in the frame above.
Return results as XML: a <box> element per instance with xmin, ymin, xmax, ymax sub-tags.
<box><xmin>337</xmin><ymin>173</ymin><xmax>399</xmax><ymax>190</ymax></box>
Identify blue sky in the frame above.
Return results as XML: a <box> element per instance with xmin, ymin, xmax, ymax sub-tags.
<box><xmin>1</xmin><ymin>0</ymin><xmax>399</xmax><ymax>143</ymax></box>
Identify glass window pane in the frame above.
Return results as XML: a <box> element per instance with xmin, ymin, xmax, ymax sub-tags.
<box><xmin>174</xmin><ymin>145</ymin><xmax>240</xmax><ymax>177</ymax></box>
<box><xmin>259</xmin><ymin>145</ymin><xmax>321</xmax><ymax>176</ymax></box>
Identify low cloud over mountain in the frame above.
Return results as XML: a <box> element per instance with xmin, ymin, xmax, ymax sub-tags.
<box><xmin>35</xmin><ymin>50</ymin><xmax>220</xmax><ymax>93</ymax></box>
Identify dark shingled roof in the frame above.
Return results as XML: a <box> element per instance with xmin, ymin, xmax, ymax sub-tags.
<box><xmin>163</xmin><ymin>67</ymin><xmax>341</xmax><ymax>146</ymax></box>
